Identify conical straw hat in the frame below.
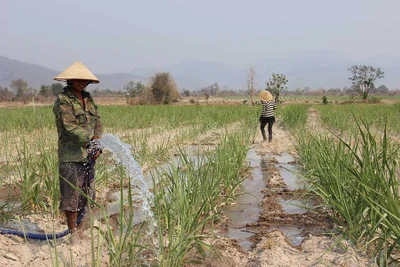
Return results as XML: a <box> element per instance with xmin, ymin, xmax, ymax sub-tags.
<box><xmin>54</xmin><ymin>61</ymin><xmax>99</xmax><ymax>83</ymax></box>
<box><xmin>259</xmin><ymin>90</ymin><xmax>273</xmax><ymax>101</ymax></box>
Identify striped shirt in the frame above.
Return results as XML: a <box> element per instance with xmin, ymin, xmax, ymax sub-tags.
<box><xmin>261</xmin><ymin>100</ymin><xmax>277</xmax><ymax>118</ymax></box>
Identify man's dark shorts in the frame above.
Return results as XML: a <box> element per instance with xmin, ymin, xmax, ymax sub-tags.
<box><xmin>59</xmin><ymin>162</ymin><xmax>95</xmax><ymax>212</ymax></box>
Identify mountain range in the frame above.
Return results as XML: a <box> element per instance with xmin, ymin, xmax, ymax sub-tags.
<box><xmin>0</xmin><ymin>56</ymin><xmax>141</xmax><ymax>91</ymax></box>
<box><xmin>1</xmin><ymin>53</ymin><xmax>399</xmax><ymax>91</ymax></box>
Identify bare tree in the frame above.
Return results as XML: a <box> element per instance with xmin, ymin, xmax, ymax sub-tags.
<box><xmin>266</xmin><ymin>73</ymin><xmax>288</xmax><ymax>103</ymax></box>
<box><xmin>348</xmin><ymin>65</ymin><xmax>384</xmax><ymax>101</ymax></box>
<box><xmin>246</xmin><ymin>66</ymin><xmax>258</xmax><ymax>105</ymax></box>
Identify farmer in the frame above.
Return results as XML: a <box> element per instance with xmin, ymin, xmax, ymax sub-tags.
<box><xmin>259</xmin><ymin>90</ymin><xmax>277</xmax><ymax>142</ymax></box>
<box><xmin>53</xmin><ymin>61</ymin><xmax>103</xmax><ymax>238</ymax></box>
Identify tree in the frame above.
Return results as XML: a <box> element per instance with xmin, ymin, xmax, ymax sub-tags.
<box><xmin>39</xmin><ymin>85</ymin><xmax>51</xmax><ymax>97</ymax></box>
<box><xmin>205</xmin><ymin>94</ymin><xmax>210</xmax><ymax>104</ymax></box>
<box><xmin>51</xmin><ymin>83</ymin><xmax>64</xmax><ymax>96</ymax></box>
<box><xmin>200</xmin><ymin>83</ymin><xmax>220</xmax><ymax>96</ymax></box>
<box><xmin>348</xmin><ymin>65</ymin><xmax>384</xmax><ymax>101</ymax></box>
<box><xmin>246</xmin><ymin>66</ymin><xmax>257</xmax><ymax>105</ymax></box>
<box><xmin>326</xmin><ymin>88</ymin><xmax>341</xmax><ymax>96</ymax></box>
<box><xmin>10</xmin><ymin>79</ymin><xmax>28</xmax><ymax>100</ymax></box>
<box><xmin>265</xmin><ymin>73</ymin><xmax>288</xmax><ymax>103</ymax></box>
<box><xmin>0</xmin><ymin>86</ymin><xmax>14</xmax><ymax>101</ymax></box>
<box><xmin>124</xmin><ymin>81</ymin><xmax>144</xmax><ymax>103</ymax></box>
<box><xmin>150</xmin><ymin>72</ymin><xmax>180</xmax><ymax>104</ymax></box>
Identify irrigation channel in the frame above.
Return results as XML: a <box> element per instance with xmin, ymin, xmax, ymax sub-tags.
<box><xmin>0</xmin><ymin>134</ymin><xmax>312</xmax><ymax>251</ymax></box>
<box><xmin>223</xmin><ymin>150</ymin><xmax>312</xmax><ymax>251</ymax></box>
<box><xmin>96</xmin><ymin>135</ymin><xmax>314</xmax><ymax>252</ymax></box>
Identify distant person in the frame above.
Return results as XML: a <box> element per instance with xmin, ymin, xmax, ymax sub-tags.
<box><xmin>53</xmin><ymin>61</ymin><xmax>103</xmax><ymax>240</ymax></box>
<box><xmin>259</xmin><ymin>90</ymin><xmax>277</xmax><ymax>142</ymax></box>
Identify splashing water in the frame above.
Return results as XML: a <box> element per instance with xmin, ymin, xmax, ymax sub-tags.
<box><xmin>99</xmin><ymin>134</ymin><xmax>155</xmax><ymax>231</ymax></box>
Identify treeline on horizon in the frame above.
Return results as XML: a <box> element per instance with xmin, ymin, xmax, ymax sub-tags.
<box><xmin>0</xmin><ymin>68</ymin><xmax>398</xmax><ymax>104</ymax></box>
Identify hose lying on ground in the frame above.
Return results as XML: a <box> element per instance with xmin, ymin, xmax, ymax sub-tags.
<box><xmin>0</xmin><ymin>140</ymin><xmax>101</xmax><ymax>240</ymax></box>
<box><xmin>0</xmin><ymin>210</ymin><xmax>87</xmax><ymax>240</ymax></box>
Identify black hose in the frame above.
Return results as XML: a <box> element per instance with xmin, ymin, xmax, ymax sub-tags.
<box><xmin>0</xmin><ymin>210</ymin><xmax>87</xmax><ymax>240</ymax></box>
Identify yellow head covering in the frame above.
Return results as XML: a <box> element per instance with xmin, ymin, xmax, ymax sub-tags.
<box><xmin>259</xmin><ymin>90</ymin><xmax>273</xmax><ymax>101</ymax></box>
<box><xmin>54</xmin><ymin>61</ymin><xmax>99</xmax><ymax>83</ymax></box>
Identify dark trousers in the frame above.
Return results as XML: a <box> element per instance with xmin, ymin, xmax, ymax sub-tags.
<box><xmin>259</xmin><ymin>116</ymin><xmax>275</xmax><ymax>141</ymax></box>
<box><xmin>59</xmin><ymin>161</ymin><xmax>96</xmax><ymax>212</ymax></box>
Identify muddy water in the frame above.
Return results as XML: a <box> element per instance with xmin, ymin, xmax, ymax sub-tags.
<box><xmin>223</xmin><ymin>149</ymin><xmax>268</xmax><ymax>250</ymax></box>
<box><xmin>224</xmin><ymin>149</ymin><xmax>311</xmax><ymax>251</ymax></box>
<box><xmin>273</xmin><ymin>153</ymin><xmax>313</xmax><ymax>247</ymax></box>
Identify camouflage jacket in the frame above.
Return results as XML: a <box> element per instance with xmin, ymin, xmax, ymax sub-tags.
<box><xmin>53</xmin><ymin>86</ymin><xmax>103</xmax><ymax>163</ymax></box>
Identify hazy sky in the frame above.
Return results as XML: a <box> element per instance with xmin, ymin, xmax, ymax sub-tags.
<box><xmin>2</xmin><ymin>0</ymin><xmax>400</xmax><ymax>73</ymax></box>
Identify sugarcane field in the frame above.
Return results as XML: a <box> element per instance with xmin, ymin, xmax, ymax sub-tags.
<box><xmin>1</xmin><ymin>93</ymin><xmax>400</xmax><ymax>266</ymax></box>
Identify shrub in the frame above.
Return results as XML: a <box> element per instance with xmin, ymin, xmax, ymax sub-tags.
<box><xmin>322</xmin><ymin>96</ymin><xmax>328</xmax><ymax>105</ymax></box>
<box><xmin>150</xmin><ymin>72</ymin><xmax>179</xmax><ymax>104</ymax></box>
<box><xmin>368</xmin><ymin>96</ymin><xmax>382</xmax><ymax>103</ymax></box>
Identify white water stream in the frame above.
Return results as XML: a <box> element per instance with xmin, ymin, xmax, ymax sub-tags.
<box><xmin>99</xmin><ymin>134</ymin><xmax>156</xmax><ymax>231</ymax></box>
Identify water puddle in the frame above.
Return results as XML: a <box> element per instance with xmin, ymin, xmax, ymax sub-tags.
<box><xmin>279</xmin><ymin>199</ymin><xmax>309</xmax><ymax>214</ymax></box>
<box><xmin>270</xmin><ymin>225</ymin><xmax>306</xmax><ymax>246</ymax></box>
<box><xmin>224</xmin><ymin>149</ymin><xmax>312</xmax><ymax>251</ymax></box>
<box><xmin>224</xmin><ymin>148</ymin><xmax>268</xmax><ymax>250</ymax></box>
<box><xmin>226</xmin><ymin>228</ymin><xmax>254</xmax><ymax>251</ymax></box>
<box><xmin>275</xmin><ymin>152</ymin><xmax>299</xmax><ymax>191</ymax></box>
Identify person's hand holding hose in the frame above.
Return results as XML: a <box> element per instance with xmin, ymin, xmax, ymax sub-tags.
<box><xmin>87</xmin><ymin>136</ymin><xmax>102</xmax><ymax>160</ymax></box>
